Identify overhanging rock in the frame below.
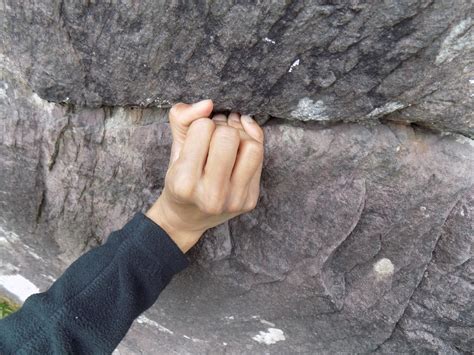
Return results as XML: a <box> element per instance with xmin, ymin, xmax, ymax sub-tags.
<box><xmin>1</xmin><ymin>1</ymin><xmax>473</xmax><ymax>353</ymax></box>
<box><xmin>1</xmin><ymin>1</ymin><xmax>473</xmax><ymax>135</ymax></box>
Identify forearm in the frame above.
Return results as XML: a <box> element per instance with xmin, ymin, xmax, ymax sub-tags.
<box><xmin>0</xmin><ymin>212</ymin><xmax>188</xmax><ymax>354</ymax></box>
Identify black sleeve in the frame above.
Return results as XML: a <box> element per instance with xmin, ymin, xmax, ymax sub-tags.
<box><xmin>0</xmin><ymin>212</ymin><xmax>189</xmax><ymax>354</ymax></box>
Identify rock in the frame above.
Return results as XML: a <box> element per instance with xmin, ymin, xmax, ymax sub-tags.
<box><xmin>376</xmin><ymin>191</ymin><xmax>474</xmax><ymax>354</ymax></box>
<box><xmin>1</xmin><ymin>1</ymin><xmax>473</xmax><ymax>135</ymax></box>
<box><xmin>1</xmin><ymin>69</ymin><xmax>473</xmax><ymax>353</ymax></box>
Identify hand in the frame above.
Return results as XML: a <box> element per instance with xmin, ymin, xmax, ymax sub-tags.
<box><xmin>146</xmin><ymin>100</ymin><xmax>264</xmax><ymax>253</ymax></box>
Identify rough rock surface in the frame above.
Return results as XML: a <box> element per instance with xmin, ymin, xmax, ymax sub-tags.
<box><xmin>1</xmin><ymin>0</ymin><xmax>473</xmax><ymax>135</ymax></box>
<box><xmin>1</xmin><ymin>1</ymin><xmax>474</xmax><ymax>353</ymax></box>
<box><xmin>1</xmin><ymin>67</ymin><xmax>473</xmax><ymax>353</ymax></box>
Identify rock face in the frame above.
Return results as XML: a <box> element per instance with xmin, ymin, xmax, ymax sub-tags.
<box><xmin>1</xmin><ymin>1</ymin><xmax>473</xmax><ymax>354</ymax></box>
<box><xmin>1</xmin><ymin>0</ymin><xmax>473</xmax><ymax>135</ymax></box>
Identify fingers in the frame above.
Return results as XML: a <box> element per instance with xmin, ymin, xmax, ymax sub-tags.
<box><xmin>212</xmin><ymin>113</ymin><xmax>228</xmax><ymax>126</ymax></box>
<box><xmin>179</xmin><ymin>118</ymin><xmax>216</xmax><ymax>177</ymax></box>
<box><xmin>241</xmin><ymin>115</ymin><xmax>264</xmax><ymax>144</ymax></box>
<box><xmin>202</xmin><ymin>126</ymin><xmax>240</xmax><ymax>211</ymax></box>
<box><xmin>245</xmin><ymin>160</ymin><xmax>263</xmax><ymax>211</ymax></box>
<box><xmin>227</xmin><ymin>112</ymin><xmax>242</xmax><ymax>129</ymax></box>
<box><xmin>169</xmin><ymin>99</ymin><xmax>214</xmax><ymax>132</ymax></box>
<box><xmin>227</xmin><ymin>123</ymin><xmax>264</xmax><ymax>212</ymax></box>
<box><xmin>168</xmin><ymin>109</ymin><xmax>264</xmax><ymax>216</ymax></box>
<box><xmin>169</xmin><ymin>99</ymin><xmax>213</xmax><ymax>162</ymax></box>
<box><xmin>230</xmin><ymin>138</ymin><xmax>263</xmax><ymax>191</ymax></box>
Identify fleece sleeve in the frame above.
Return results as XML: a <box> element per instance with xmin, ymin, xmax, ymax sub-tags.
<box><xmin>0</xmin><ymin>212</ymin><xmax>189</xmax><ymax>354</ymax></box>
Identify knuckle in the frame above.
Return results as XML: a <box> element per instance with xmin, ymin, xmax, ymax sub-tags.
<box><xmin>243</xmin><ymin>197</ymin><xmax>259</xmax><ymax>212</ymax></box>
<box><xmin>226</xmin><ymin>199</ymin><xmax>244</xmax><ymax>214</ymax></box>
<box><xmin>170</xmin><ymin>179</ymin><xmax>194</xmax><ymax>200</ymax></box>
<box><xmin>192</xmin><ymin>117</ymin><xmax>215</xmax><ymax>133</ymax></box>
<box><xmin>172</xmin><ymin>183</ymin><xmax>194</xmax><ymax>200</ymax></box>
<box><xmin>245</xmin><ymin>140</ymin><xmax>264</xmax><ymax>160</ymax></box>
<box><xmin>217</xmin><ymin>126</ymin><xmax>240</xmax><ymax>142</ymax></box>
<box><xmin>168</xmin><ymin>103</ymin><xmax>188</xmax><ymax>125</ymax></box>
<box><xmin>201</xmin><ymin>189</ymin><xmax>226</xmax><ymax>215</ymax></box>
<box><xmin>202</xmin><ymin>202</ymin><xmax>225</xmax><ymax>216</ymax></box>
<box><xmin>167</xmin><ymin>165</ymin><xmax>195</xmax><ymax>200</ymax></box>
<box><xmin>168</xmin><ymin>104</ymin><xmax>181</xmax><ymax>121</ymax></box>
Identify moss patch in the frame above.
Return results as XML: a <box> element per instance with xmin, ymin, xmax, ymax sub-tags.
<box><xmin>0</xmin><ymin>296</ymin><xmax>20</xmax><ymax>319</ymax></box>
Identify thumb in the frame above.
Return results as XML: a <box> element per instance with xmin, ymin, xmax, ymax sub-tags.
<box><xmin>169</xmin><ymin>99</ymin><xmax>213</xmax><ymax>163</ymax></box>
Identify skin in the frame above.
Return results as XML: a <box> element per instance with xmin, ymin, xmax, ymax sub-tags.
<box><xmin>146</xmin><ymin>99</ymin><xmax>264</xmax><ymax>252</ymax></box>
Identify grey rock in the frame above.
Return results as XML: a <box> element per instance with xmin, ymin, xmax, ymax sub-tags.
<box><xmin>1</xmin><ymin>1</ymin><xmax>473</xmax><ymax>135</ymax></box>
<box><xmin>376</xmin><ymin>190</ymin><xmax>474</xmax><ymax>354</ymax></box>
<box><xmin>1</xmin><ymin>69</ymin><xmax>473</xmax><ymax>353</ymax></box>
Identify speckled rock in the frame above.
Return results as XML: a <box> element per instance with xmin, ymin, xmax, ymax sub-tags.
<box><xmin>1</xmin><ymin>1</ymin><xmax>473</xmax><ymax>135</ymax></box>
<box><xmin>1</xmin><ymin>68</ymin><xmax>473</xmax><ymax>353</ymax></box>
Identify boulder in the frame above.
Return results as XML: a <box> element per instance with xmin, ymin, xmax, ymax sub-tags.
<box><xmin>1</xmin><ymin>0</ymin><xmax>473</xmax><ymax>135</ymax></box>
<box><xmin>1</xmin><ymin>68</ymin><xmax>472</xmax><ymax>353</ymax></box>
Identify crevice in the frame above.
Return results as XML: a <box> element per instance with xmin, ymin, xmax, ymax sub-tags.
<box><xmin>48</xmin><ymin>115</ymin><xmax>71</xmax><ymax>171</ymax></box>
<box><xmin>35</xmin><ymin>189</ymin><xmax>46</xmax><ymax>225</ymax></box>
<box><xmin>370</xmin><ymin>197</ymin><xmax>463</xmax><ymax>353</ymax></box>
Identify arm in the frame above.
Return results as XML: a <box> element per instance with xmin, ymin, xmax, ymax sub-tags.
<box><xmin>0</xmin><ymin>213</ymin><xmax>188</xmax><ymax>354</ymax></box>
<box><xmin>0</xmin><ymin>100</ymin><xmax>264</xmax><ymax>353</ymax></box>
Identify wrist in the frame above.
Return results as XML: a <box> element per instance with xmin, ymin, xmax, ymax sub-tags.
<box><xmin>146</xmin><ymin>193</ymin><xmax>204</xmax><ymax>253</ymax></box>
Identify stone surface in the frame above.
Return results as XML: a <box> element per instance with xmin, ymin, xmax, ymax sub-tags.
<box><xmin>377</xmin><ymin>192</ymin><xmax>474</xmax><ymax>353</ymax></box>
<box><xmin>1</xmin><ymin>1</ymin><xmax>473</xmax><ymax>135</ymax></box>
<box><xmin>1</xmin><ymin>68</ymin><xmax>473</xmax><ymax>353</ymax></box>
<box><xmin>2</xmin><ymin>1</ymin><xmax>474</xmax><ymax>353</ymax></box>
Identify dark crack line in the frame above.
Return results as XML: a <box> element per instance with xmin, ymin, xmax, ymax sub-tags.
<box><xmin>35</xmin><ymin>187</ymin><xmax>46</xmax><ymax>225</ymax></box>
<box><xmin>370</xmin><ymin>196</ymin><xmax>463</xmax><ymax>353</ymax></box>
<box><xmin>48</xmin><ymin>115</ymin><xmax>71</xmax><ymax>171</ymax></box>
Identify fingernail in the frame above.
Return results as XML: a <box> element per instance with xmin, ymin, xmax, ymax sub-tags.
<box><xmin>229</xmin><ymin>113</ymin><xmax>240</xmax><ymax>122</ymax></box>
<box><xmin>212</xmin><ymin>114</ymin><xmax>227</xmax><ymax>122</ymax></box>
<box><xmin>192</xmin><ymin>99</ymin><xmax>211</xmax><ymax>108</ymax></box>
<box><xmin>241</xmin><ymin>115</ymin><xmax>254</xmax><ymax>124</ymax></box>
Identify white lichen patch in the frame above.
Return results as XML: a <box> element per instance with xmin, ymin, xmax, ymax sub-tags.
<box><xmin>288</xmin><ymin>58</ymin><xmax>300</xmax><ymax>72</ymax></box>
<box><xmin>436</xmin><ymin>18</ymin><xmax>473</xmax><ymax>65</ymax></box>
<box><xmin>420</xmin><ymin>206</ymin><xmax>430</xmax><ymax>218</ymax></box>
<box><xmin>252</xmin><ymin>328</ymin><xmax>285</xmax><ymax>345</ymax></box>
<box><xmin>0</xmin><ymin>225</ymin><xmax>20</xmax><ymax>242</ymax></box>
<box><xmin>182</xmin><ymin>335</ymin><xmax>206</xmax><ymax>343</ymax></box>
<box><xmin>290</xmin><ymin>97</ymin><xmax>330</xmax><ymax>121</ymax></box>
<box><xmin>263</xmin><ymin>37</ymin><xmax>276</xmax><ymax>44</ymax></box>
<box><xmin>373</xmin><ymin>258</ymin><xmax>394</xmax><ymax>278</ymax></box>
<box><xmin>136</xmin><ymin>315</ymin><xmax>174</xmax><ymax>334</ymax></box>
<box><xmin>41</xmin><ymin>274</ymin><xmax>57</xmax><ymax>282</ymax></box>
<box><xmin>26</xmin><ymin>248</ymin><xmax>42</xmax><ymax>260</ymax></box>
<box><xmin>455</xmin><ymin>135</ymin><xmax>474</xmax><ymax>147</ymax></box>
<box><xmin>0</xmin><ymin>274</ymin><xmax>39</xmax><ymax>302</ymax></box>
<box><xmin>260</xmin><ymin>319</ymin><xmax>276</xmax><ymax>327</ymax></box>
<box><xmin>367</xmin><ymin>102</ymin><xmax>405</xmax><ymax>119</ymax></box>
<box><xmin>30</xmin><ymin>93</ymin><xmax>56</xmax><ymax>115</ymax></box>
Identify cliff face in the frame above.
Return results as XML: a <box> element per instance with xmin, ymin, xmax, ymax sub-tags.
<box><xmin>1</xmin><ymin>1</ymin><xmax>473</xmax><ymax>353</ymax></box>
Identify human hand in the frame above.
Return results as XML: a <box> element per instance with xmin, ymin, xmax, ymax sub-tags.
<box><xmin>146</xmin><ymin>100</ymin><xmax>264</xmax><ymax>253</ymax></box>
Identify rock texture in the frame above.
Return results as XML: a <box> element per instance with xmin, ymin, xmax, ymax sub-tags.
<box><xmin>1</xmin><ymin>0</ymin><xmax>473</xmax><ymax>135</ymax></box>
<box><xmin>1</xmin><ymin>67</ymin><xmax>473</xmax><ymax>353</ymax></box>
<box><xmin>1</xmin><ymin>1</ymin><xmax>474</xmax><ymax>354</ymax></box>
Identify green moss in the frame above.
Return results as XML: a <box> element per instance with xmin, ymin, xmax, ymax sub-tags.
<box><xmin>0</xmin><ymin>296</ymin><xmax>20</xmax><ymax>319</ymax></box>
